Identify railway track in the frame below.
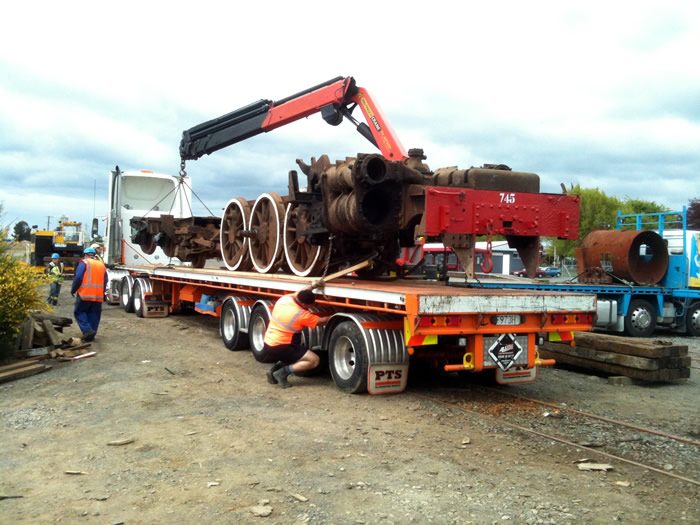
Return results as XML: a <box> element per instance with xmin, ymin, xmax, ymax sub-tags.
<box><xmin>410</xmin><ymin>383</ymin><xmax>700</xmax><ymax>487</ymax></box>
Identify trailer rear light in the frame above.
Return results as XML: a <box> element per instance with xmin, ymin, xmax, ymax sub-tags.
<box><xmin>417</xmin><ymin>315</ymin><xmax>461</xmax><ymax>328</ymax></box>
<box><xmin>551</xmin><ymin>313</ymin><xmax>594</xmax><ymax>325</ymax></box>
<box><xmin>418</xmin><ymin>316</ymin><xmax>435</xmax><ymax>327</ymax></box>
<box><xmin>445</xmin><ymin>315</ymin><xmax>460</xmax><ymax>326</ymax></box>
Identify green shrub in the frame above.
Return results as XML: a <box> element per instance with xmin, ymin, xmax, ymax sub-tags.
<box><xmin>0</xmin><ymin>238</ymin><xmax>49</xmax><ymax>358</ymax></box>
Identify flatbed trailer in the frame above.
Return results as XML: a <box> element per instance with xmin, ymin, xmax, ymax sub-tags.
<box><xmin>106</xmin><ymin>264</ymin><xmax>596</xmax><ymax>394</ymax></box>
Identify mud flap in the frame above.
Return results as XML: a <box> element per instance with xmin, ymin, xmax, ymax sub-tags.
<box><xmin>367</xmin><ymin>364</ymin><xmax>409</xmax><ymax>394</ymax></box>
<box><xmin>495</xmin><ymin>367</ymin><xmax>536</xmax><ymax>385</ymax></box>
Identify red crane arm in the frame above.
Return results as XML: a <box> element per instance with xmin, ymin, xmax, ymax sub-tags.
<box><xmin>180</xmin><ymin>76</ymin><xmax>407</xmax><ymax>161</ymax></box>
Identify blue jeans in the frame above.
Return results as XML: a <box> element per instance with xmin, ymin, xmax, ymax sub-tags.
<box><xmin>73</xmin><ymin>296</ymin><xmax>102</xmax><ymax>337</ymax></box>
<box><xmin>47</xmin><ymin>282</ymin><xmax>61</xmax><ymax>305</ymax></box>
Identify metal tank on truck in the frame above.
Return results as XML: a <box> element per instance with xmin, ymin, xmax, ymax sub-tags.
<box><xmin>471</xmin><ymin>208</ymin><xmax>700</xmax><ymax>337</ymax></box>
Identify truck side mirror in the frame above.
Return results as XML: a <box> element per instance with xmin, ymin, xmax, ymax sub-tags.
<box><xmin>91</xmin><ymin>218</ymin><xmax>99</xmax><ymax>238</ymax></box>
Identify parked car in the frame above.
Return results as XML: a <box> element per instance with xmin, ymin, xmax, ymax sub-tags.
<box><xmin>512</xmin><ymin>268</ymin><xmax>546</xmax><ymax>278</ymax></box>
<box><xmin>541</xmin><ymin>266</ymin><xmax>562</xmax><ymax>277</ymax></box>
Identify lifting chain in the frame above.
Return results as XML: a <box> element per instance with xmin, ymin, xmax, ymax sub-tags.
<box><xmin>480</xmin><ymin>229</ymin><xmax>495</xmax><ymax>274</ymax></box>
<box><xmin>179</xmin><ymin>159</ymin><xmax>187</xmax><ymax>180</ymax></box>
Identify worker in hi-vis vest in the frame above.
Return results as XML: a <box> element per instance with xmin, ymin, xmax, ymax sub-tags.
<box><xmin>262</xmin><ymin>288</ymin><xmax>330</xmax><ymax>388</ymax></box>
<box><xmin>71</xmin><ymin>247</ymin><xmax>107</xmax><ymax>342</ymax></box>
<box><xmin>46</xmin><ymin>253</ymin><xmax>64</xmax><ymax>306</ymax></box>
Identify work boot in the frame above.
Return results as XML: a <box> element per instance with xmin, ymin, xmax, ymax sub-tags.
<box><xmin>81</xmin><ymin>331</ymin><xmax>96</xmax><ymax>342</ymax></box>
<box><xmin>266</xmin><ymin>361</ymin><xmax>285</xmax><ymax>385</ymax></box>
<box><xmin>272</xmin><ymin>367</ymin><xmax>292</xmax><ymax>388</ymax></box>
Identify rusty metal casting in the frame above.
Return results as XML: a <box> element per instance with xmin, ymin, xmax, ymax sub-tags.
<box><xmin>131</xmin><ymin>149</ymin><xmax>582</xmax><ymax>278</ymax></box>
<box><xmin>579</xmin><ymin>229</ymin><xmax>669</xmax><ymax>285</ymax></box>
<box><xmin>131</xmin><ymin>215</ymin><xmax>220</xmax><ymax>268</ymax></box>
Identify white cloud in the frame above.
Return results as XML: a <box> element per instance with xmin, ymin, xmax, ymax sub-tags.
<box><xmin>1</xmin><ymin>0</ymin><xmax>699</xmax><ymax>232</ymax></box>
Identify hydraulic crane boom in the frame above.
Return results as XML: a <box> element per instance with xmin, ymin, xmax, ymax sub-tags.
<box><xmin>179</xmin><ymin>76</ymin><xmax>408</xmax><ymax>162</ymax></box>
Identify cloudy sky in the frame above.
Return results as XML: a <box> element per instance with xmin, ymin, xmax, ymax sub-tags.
<box><xmin>1</xmin><ymin>1</ymin><xmax>699</xmax><ymax>236</ymax></box>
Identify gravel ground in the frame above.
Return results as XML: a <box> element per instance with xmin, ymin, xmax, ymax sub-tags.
<box><xmin>0</xmin><ymin>286</ymin><xmax>698</xmax><ymax>524</ymax></box>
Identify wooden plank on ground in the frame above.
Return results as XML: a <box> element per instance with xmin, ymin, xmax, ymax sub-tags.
<box><xmin>30</xmin><ymin>312</ymin><xmax>73</xmax><ymax>327</ymax></box>
<box><xmin>60</xmin><ymin>342</ymin><xmax>91</xmax><ymax>352</ymax></box>
<box><xmin>25</xmin><ymin>346</ymin><xmax>53</xmax><ymax>357</ymax></box>
<box><xmin>573</xmin><ymin>332</ymin><xmax>687</xmax><ymax>358</ymax></box>
<box><xmin>41</xmin><ymin>319</ymin><xmax>62</xmax><ymax>347</ymax></box>
<box><xmin>0</xmin><ymin>360</ymin><xmax>40</xmax><ymax>374</ymax></box>
<box><xmin>32</xmin><ymin>321</ymin><xmax>48</xmax><ymax>347</ymax></box>
<box><xmin>539</xmin><ymin>347</ymin><xmax>690</xmax><ymax>381</ymax></box>
<box><xmin>541</xmin><ymin>342</ymin><xmax>691</xmax><ymax>370</ymax></box>
<box><xmin>0</xmin><ymin>364</ymin><xmax>51</xmax><ymax>384</ymax></box>
<box><xmin>20</xmin><ymin>318</ymin><xmax>34</xmax><ymax>350</ymax></box>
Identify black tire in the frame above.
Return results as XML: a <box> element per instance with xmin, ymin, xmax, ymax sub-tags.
<box><xmin>220</xmin><ymin>300</ymin><xmax>249</xmax><ymax>351</ymax></box>
<box><xmin>686</xmin><ymin>302</ymin><xmax>700</xmax><ymax>337</ymax></box>
<box><xmin>328</xmin><ymin>321</ymin><xmax>368</xmax><ymax>394</ymax></box>
<box><xmin>133</xmin><ymin>280</ymin><xmax>145</xmax><ymax>318</ymax></box>
<box><xmin>120</xmin><ymin>276</ymin><xmax>134</xmax><ymax>313</ymax></box>
<box><xmin>624</xmin><ymin>298</ymin><xmax>656</xmax><ymax>337</ymax></box>
<box><xmin>248</xmin><ymin>306</ymin><xmax>270</xmax><ymax>362</ymax></box>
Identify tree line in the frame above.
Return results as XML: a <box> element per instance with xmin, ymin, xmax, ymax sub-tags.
<box><xmin>550</xmin><ymin>189</ymin><xmax>699</xmax><ymax>258</ymax></box>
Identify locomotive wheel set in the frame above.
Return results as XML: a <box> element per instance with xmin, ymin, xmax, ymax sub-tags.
<box><xmin>129</xmin><ymin>76</ymin><xmax>582</xmax><ymax>276</ymax></box>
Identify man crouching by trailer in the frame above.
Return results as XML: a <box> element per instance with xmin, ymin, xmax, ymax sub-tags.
<box><xmin>263</xmin><ymin>288</ymin><xmax>330</xmax><ymax>388</ymax></box>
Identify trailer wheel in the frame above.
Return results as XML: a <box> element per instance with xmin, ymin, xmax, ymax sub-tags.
<box><xmin>133</xmin><ymin>280</ymin><xmax>145</xmax><ymax>318</ymax></box>
<box><xmin>329</xmin><ymin>321</ymin><xmax>368</xmax><ymax>394</ymax></box>
<box><xmin>248</xmin><ymin>306</ymin><xmax>270</xmax><ymax>362</ymax></box>
<box><xmin>624</xmin><ymin>298</ymin><xmax>656</xmax><ymax>337</ymax></box>
<box><xmin>687</xmin><ymin>302</ymin><xmax>700</xmax><ymax>337</ymax></box>
<box><xmin>220</xmin><ymin>301</ymin><xmax>249</xmax><ymax>351</ymax></box>
<box><xmin>120</xmin><ymin>277</ymin><xmax>134</xmax><ymax>313</ymax></box>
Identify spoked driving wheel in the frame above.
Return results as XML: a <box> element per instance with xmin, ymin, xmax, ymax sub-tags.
<box><xmin>248</xmin><ymin>192</ymin><xmax>285</xmax><ymax>273</ymax></box>
<box><xmin>283</xmin><ymin>203</ymin><xmax>327</xmax><ymax>277</ymax></box>
<box><xmin>220</xmin><ymin>197</ymin><xmax>252</xmax><ymax>271</ymax></box>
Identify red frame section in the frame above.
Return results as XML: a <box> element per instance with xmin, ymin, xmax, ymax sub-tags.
<box><xmin>422</xmin><ymin>187</ymin><xmax>580</xmax><ymax>239</ymax></box>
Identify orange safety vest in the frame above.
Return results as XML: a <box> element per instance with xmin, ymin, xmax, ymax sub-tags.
<box><xmin>264</xmin><ymin>294</ymin><xmax>320</xmax><ymax>346</ymax></box>
<box><xmin>77</xmin><ymin>258</ymin><xmax>106</xmax><ymax>302</ymax></box>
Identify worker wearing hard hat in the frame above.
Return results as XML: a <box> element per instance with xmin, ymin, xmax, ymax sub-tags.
<box><xmin>262</xmin><ymin>288</ymin><xmax>330</xmax><ymax>388</ymax></box>
<box><xmin>90</xmin><ymin>242</ymin><xmax>105</xmax><ymax>263</ymax></box>
<box><xmin>46</xmin><ymin>253</ymin><xmax>64</xmax><ymax>306</ymax></box>
<box><xmin>71</xmin><ymin>247</ymin><xmax>107</xmax><ymax>342</ymax></box>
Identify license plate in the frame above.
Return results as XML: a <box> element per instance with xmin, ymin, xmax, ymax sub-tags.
<box><xmin>493</xmin><ymin>314</ymin><xmax>521</xmax><ymax>325</ymax></box>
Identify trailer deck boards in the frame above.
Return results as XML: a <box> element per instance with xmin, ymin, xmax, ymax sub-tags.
<box><xmin>124</xmin><ymin>264</ymin><xmax>597</xmax><ymax>315</ymax></box>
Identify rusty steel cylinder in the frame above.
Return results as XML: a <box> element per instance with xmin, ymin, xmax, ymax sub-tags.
<box><xmin>324</xmin><ymin>164</ymin><xmax>354</xmax><ymax>193</ymax></box>
<box><xmin>326</xmin><ymin>193</ymin><xmax>361</xmax><ymax>234</ymax></box>
<box><xmin>581</xmin><ymin>229</ymin><xmax>669</xmax><ymax>285</ymax></box>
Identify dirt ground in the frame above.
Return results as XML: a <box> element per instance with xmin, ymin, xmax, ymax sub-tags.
<box><xmin>1</xmin><ymin>285</ymin><xmax>699</xmax><ymax>524</ymax></box>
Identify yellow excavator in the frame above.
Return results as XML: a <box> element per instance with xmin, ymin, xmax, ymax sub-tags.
<box><xmin>32</xmin><ymin>220</ymin><xmax>86</xmax><ymax>274</ymax></box>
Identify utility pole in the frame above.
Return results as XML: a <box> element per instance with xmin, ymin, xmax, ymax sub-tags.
<box><xmin>46</xmin><ymin>216</ymin><xmax>52</xmax><ymax>230</ymax></box>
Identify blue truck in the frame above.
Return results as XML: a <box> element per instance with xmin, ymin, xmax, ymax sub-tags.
<box><xmin>469</xmin><ymin>209</ymin><xmax>700</xmax><ymax>337</ymax></box>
